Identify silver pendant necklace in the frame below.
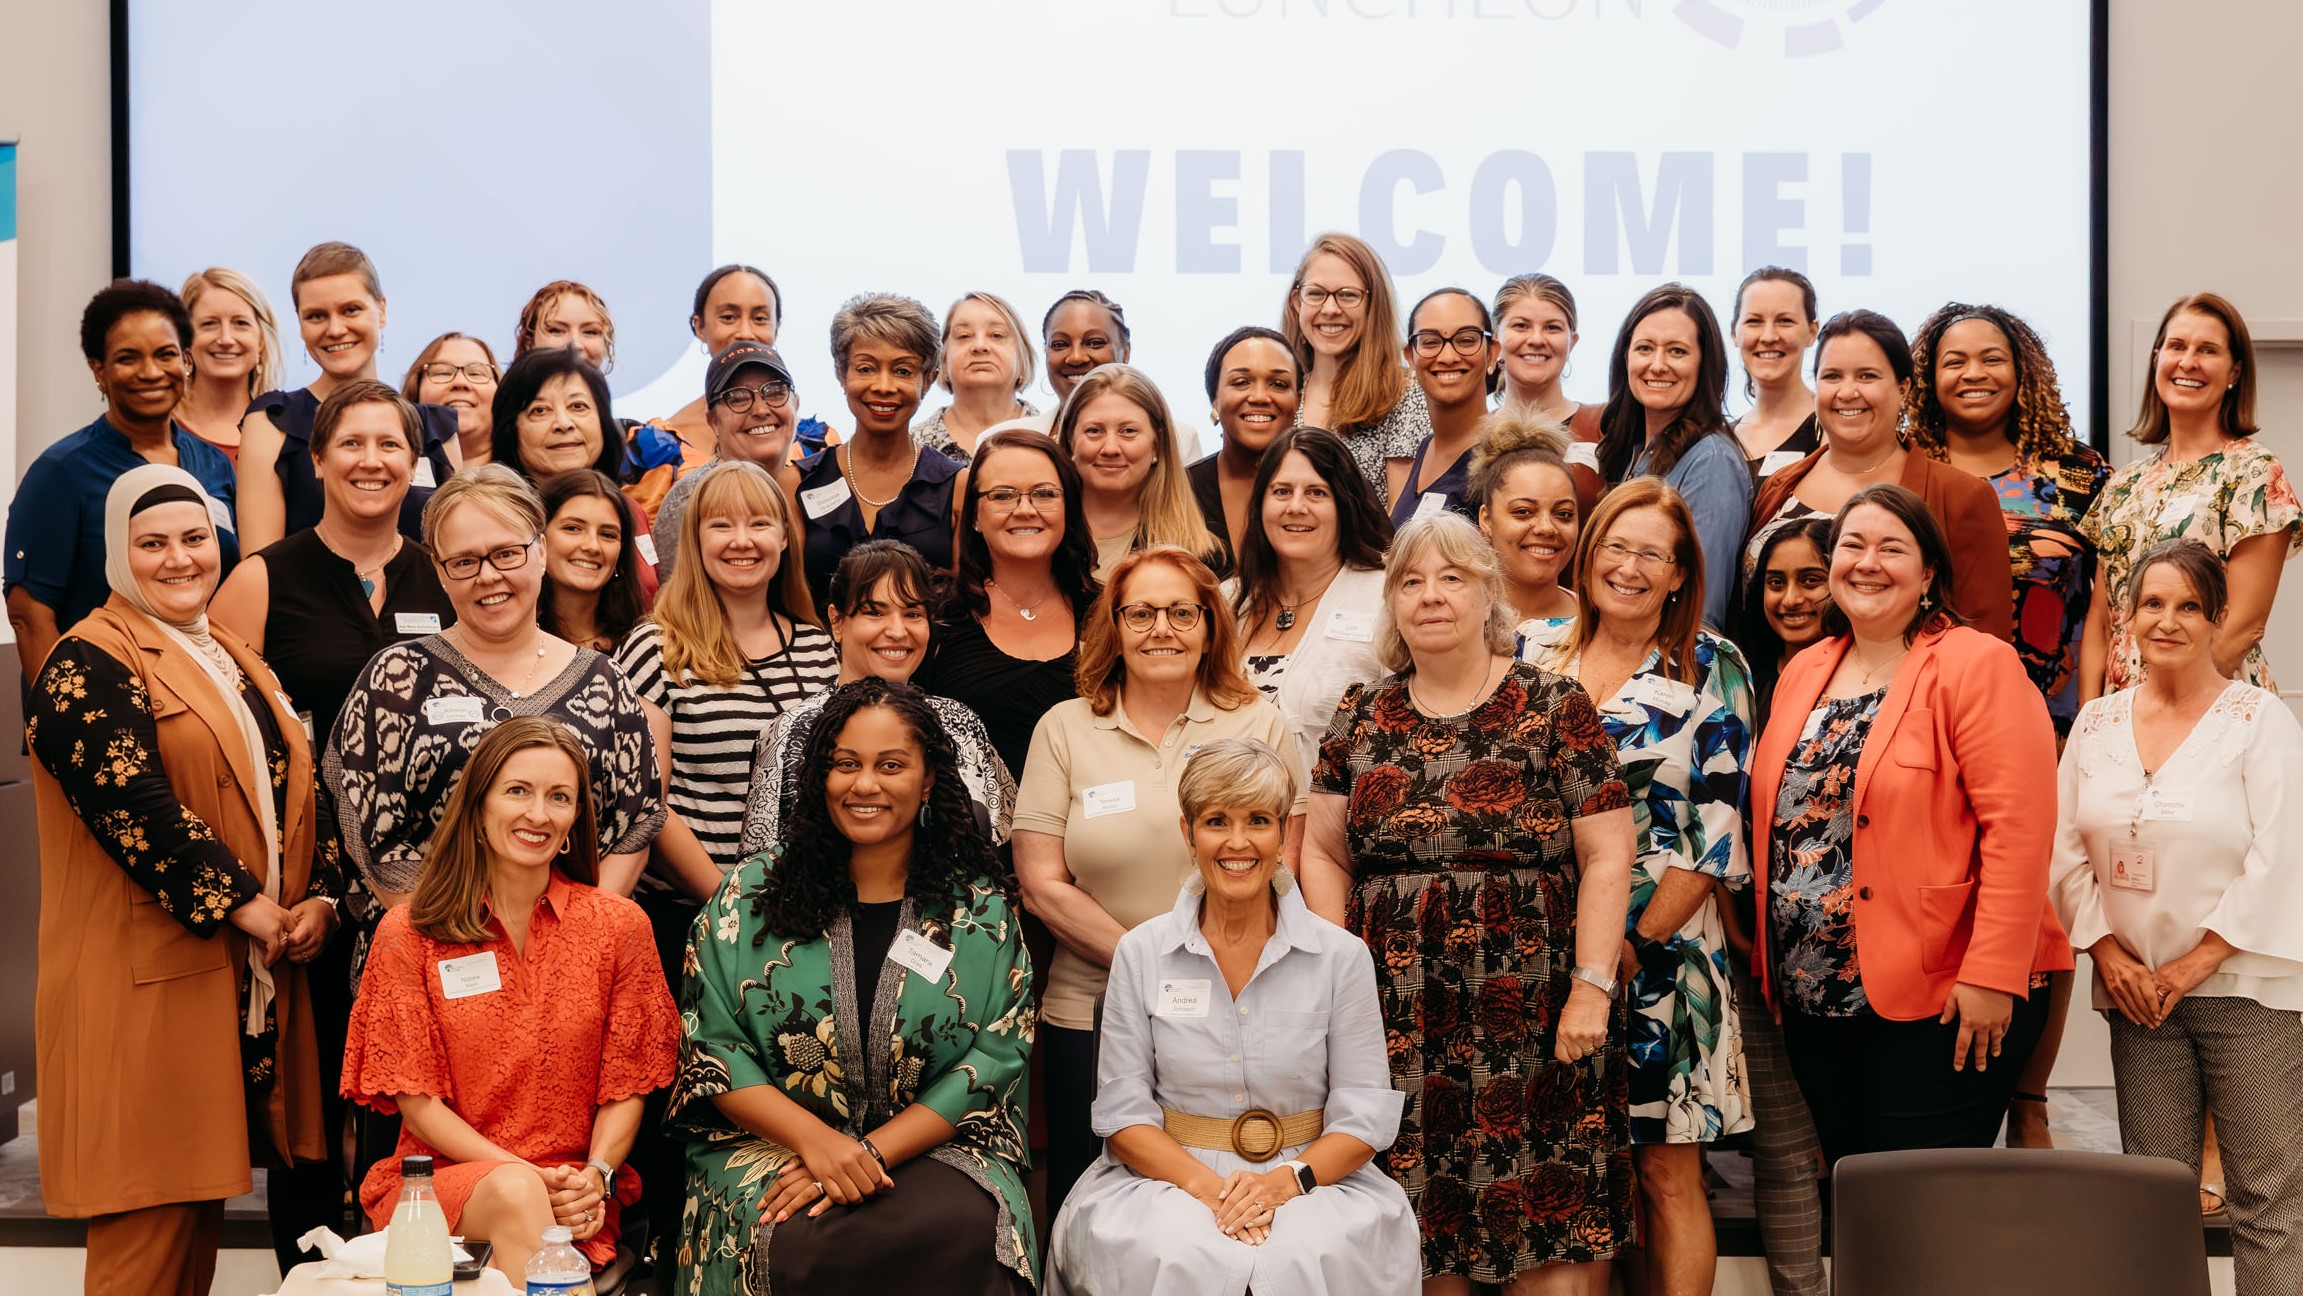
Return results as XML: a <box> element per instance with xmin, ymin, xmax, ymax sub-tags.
<box><xmin>989</xmin><ymin>579</ymin><xmax>1049</xmax><ymax>622</ymax></box>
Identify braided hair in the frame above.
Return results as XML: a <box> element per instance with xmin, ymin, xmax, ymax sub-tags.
<box><xmin>749</xmin><ymin>678</ymin><xmax>1006</xmax><ymax>942</ymax></box>
<box><xmin>1903</xmin><ymin>302</ymin><xmax>2077</xmax><ymax>471</ymax></box>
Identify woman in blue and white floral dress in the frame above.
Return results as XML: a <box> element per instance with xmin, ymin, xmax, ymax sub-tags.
<box><xmin>1556</xmin><ymin>478</ymin><xmax>1753</xmax><ymax>1291</ymax></box>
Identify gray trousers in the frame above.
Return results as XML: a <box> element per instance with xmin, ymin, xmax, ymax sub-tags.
<box><xmin>2110</xmin><ymin>995</ymin><xmax>2303</xmax><ymax>1296</ymax></box>
<box><xmin>1736</xmin><ymin>976</ymin><xmax>1827</xmax><ymax>1296</ymax></box>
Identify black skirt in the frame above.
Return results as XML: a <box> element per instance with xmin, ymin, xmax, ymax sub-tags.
<box><xmin>758</xmin><ymin>1155</ymin><xmax>1028</xmax><ymax>1296</ymax></box>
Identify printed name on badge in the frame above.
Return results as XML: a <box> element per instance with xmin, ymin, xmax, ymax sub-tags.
<box><xmin>1081</xmin><ymin>780</ymin><xmax>1136</xmax><ymax>819</ymax></box>
<box><xmin>1758</xmin><ymin>449</ymin><xmax>1807</xmax><ymax>478</ymax></box>
<box><xmin>439</xmin><ymin>951</ymin><xmax>502</xmax><ymax>999</ymax></box>
<box><xmin>2141</xmin><ymin>789</ymin><xmax>2194</xmax><ymax>822</ymax></box>
<box><xmin>2109</xmin><ymin>841</ymin><xmax>2155</xmax><ymax>893</ymax></box>
<box><xmin>635</xmin><ymin>533</ymin><xmax>660</xmax><ymax>567</ymax></box>
<box><xmin>396</xmin><ymin>612</ymin><xmax>443</xmax><ymax>636</ymax></box>
<box><xmin>887</xmin><ymin>929</ymin><xmax>955</xmax><ymax>984</ymax></box>
<box><xmin>423</xmin><ymin>695</ymin><xmax>487</xmax><ymax>726</ymax></box>
<box><xmin>1565</xmin><ymin>442</ymin><xmax>1602</xmax><ymax>472</ymax></box>
<box><xmin>1156</xmin><ymin>979</ymin><xmax>1211</xmax><ymax>1018</ymax></box>
<box><xmin>1412</xmin><ymin>492</ymin><xmax>1447</xmax><ymax>521</ymax></box>
<box><xmin>800</xmin><ymin>477</ymin><xmax>854</xmax><ymax>520</ymax></box>
<box><xmin>1325</xmin><ymin>611</ymin><xmax>1376</xmax><ymax>643</ymax></box>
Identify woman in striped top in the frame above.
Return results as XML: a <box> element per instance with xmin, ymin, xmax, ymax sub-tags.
<box><xmin>615</xmin><ymin>461</ymin><xmax>837</xmax><ymax>877</ymax></box>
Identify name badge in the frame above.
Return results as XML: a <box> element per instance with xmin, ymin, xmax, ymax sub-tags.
<box><xmin>1412</xmin><ymin>492</ymin><xmax>1448</xmax><ymax>521</ymax></box>
<box><xmin>1156</xmin><ymin>978</ymin><xmax>1212</xmax><ymax>1018</ymax></box>
<box><xmin>1757</xmin><ymin>449</ymin><xmax>1808</xmax><ymax>478</ymax></box>
<box><xmin>800</xmin><ymin>476</ymin><xmax>854</xmax><ymax>520</ymax></box>
<box><xmin>423</xmin><ymin>695</ymin><xmax>486</xmax><ymax>726</ymax></box>
<box><xmin>1081</xmin><ymin>780</ymin><xmax>1137</xmax><ymax>820</ymax></box>
<box><xmin>411</xmin><ymin>459</ymin><xmax>438</xmax><ymax>490</ymax></box>
<box><xmin>1325</xmin><ymin>611</ymin><xmax>1375</xmax><ymax>643</ymax></box>
<box><xmin>206</xmin><ymin>496</ymin><xmax>236</xmax><ymax>536</ymax></box>
<box><xmin>887</xmin><ymin>929</ymin><xmax>955</xmax><ymax>984</ymax></box>
<box><xmin>635</xmin><ymin>533</ymin><xmax>660</xmax><ymax>567</ymax></box>
<box><xmin>274</xmin><ymin>689</ymin><xmax>296</xmax><ymax>715</ymax></box>
<box><xmin>2109</xmin><ymin>840</ymin><xmax>2155</xmax><ymax>892</ymax></box>
<box><xmin>2141</xmin><ymin>789</ymin><xmax>2194</xmax><ymax>822</ymax></box>
<box><xmin>396</xmin><ymin>612</ymin><xmax>442</xmax><ymax>636</ymax></box>
<box><xmin>1630</xmin><ymin>672</ymin><xmax>1698</xmax><ymax>716</ymax></box>
<box><xmin>439</xmin><ymin>951</ymin><xmax>502</xmax><ymax>999</ymax></box>
<box><xmin>1564</xmin><ymin>442</ymin><xmax>1602</xmax><ymax>472</ymax></box>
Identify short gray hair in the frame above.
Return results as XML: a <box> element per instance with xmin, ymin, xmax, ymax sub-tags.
<box><xmin>1177</xmin><ymin>738</ymin><xmax>1297</xmax><ymax>822</ymax></box>
<box><xmin>830</xmin><ymin>292</ymin><xmax>940</xmax><ymax>376</ymax></box>
<box><xmin>1377</xmin><ymin>511</ymin><xmax>1515</xmax><ymax>674</ymax></box>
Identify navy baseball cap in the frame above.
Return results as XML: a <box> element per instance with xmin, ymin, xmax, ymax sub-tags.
<box><xmin>706</xmin><ymin>341</ymin><xmax>794</xmax><ymax>401</ymax></box>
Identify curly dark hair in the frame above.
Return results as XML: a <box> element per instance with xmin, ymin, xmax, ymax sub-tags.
<box><xmin>1903</xmin><ymin>302</ymin><xmax>2077</xmax><ymax>471</ymax></box>
<box><xmin>750</xmin><ymin>678</ymin><xmax>1006</xmax><ymax>942</ymax></box>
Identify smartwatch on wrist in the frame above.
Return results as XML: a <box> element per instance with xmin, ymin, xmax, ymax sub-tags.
<box><xmin>586</xmin><ymin>1158</ymin><xmax>616</xmax><ymax>1193</ymax></box>
<box><xmin>1282</xmin><ymin>1159</ymin><xmax>1316</xmax><ymax>1195</ymax></box>
<box><xmin>1569</xmin><ymin>964</ymin><xmax>1618</xmax><ymax>997</ymax></box>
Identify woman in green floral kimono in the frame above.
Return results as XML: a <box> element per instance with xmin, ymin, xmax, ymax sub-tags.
<box><xmin>669</xmin><ymin>678</ymin><xmax>1037</xmax><ymax>1294</ymax></box>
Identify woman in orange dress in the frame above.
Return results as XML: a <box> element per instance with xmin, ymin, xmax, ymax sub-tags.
<box><xmin>343</xmin><ymin>717</ymin><xmax>679</xmax><ymax>1283</ymax></box>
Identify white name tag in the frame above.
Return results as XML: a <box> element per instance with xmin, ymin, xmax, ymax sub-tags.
<box><xmin>423</xmin><ymin>695</ymin><xmax>486</xmax><ymax>726</ymax></box>
<box><xmin>1565</xmin><ymin>442</ymin><xmax>1601</xmax><ymax>472</ymax></box>
<box><xmin>887</xmin><ymin>928</ymin><xmax>954</xmax><ymax>984</ymax></box>
<box><xmin>439</xmin><ymin>951</ymin><xmax>501</xmax><ymax>999</ymax></box>
<box><xmin>207</xmin><ymin>496</ymin><xmax>236</xmax><ymax>536</ymax></box>
<box><xmin>274</xmin><ymin>689</ymin><xmax>296</xmax><ymax>714</ymax></box>
<box><xmin>2141</xmin><ymin>789</ymin><xmax>2194</xmax><ymax>822</ymax></box>
<box><xmin>1412</xmin><ymin>491</ymin><xmax>1447</xmax><ymax>521</ymax></box>
<box><xmin>1324</xmin><ymin>611</ymin><xmax>1375</xmax><ymax>643</ymax></box>
<box><xmin>1156</xmin><ymin>978</ymin><xmax>1212</xmax><ymax>1018</ymax></box>
<box><xmin>412</xmin><ymin>459</ymin><xmax>438</xmax><ymax>490</ymax></box>
<box><xmin>1757</xmin><ymin>449</ymin><xmax>1808</xmax><ymax>478</ymax></box>
<box><xmin>396</xmin><ymin>612</ymin><xmax>442</xmax><ymax>636</ymax></box>
<box><xmin>2109</xmin><ymin>841</ymin><xmax>2155</xmax><ymax>893</ymax></box>
<box><xmin>635</xmin><ymin>533</ymin><xmax>660</xmax><ymax>567</ymax></box>
<box><xmin>1630</xmin><ymin>672</ymin><xmax>1699</xmax><ymax>716</ymax></box>
<box><xmin>800</xmin><ymin>476</ymin><xmax>853</xmax><ymax>519</ymax></box>
<box><xmin>1081</xmin><ymin>780</ymin><xmax>1137</xmax><ymax>820</ymax></box>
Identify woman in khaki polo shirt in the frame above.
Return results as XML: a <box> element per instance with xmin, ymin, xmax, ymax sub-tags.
<box><xmin>1015</xmin><ymin>544</ymin><xmax>1309</xmax><ymax>1217</ymax></box>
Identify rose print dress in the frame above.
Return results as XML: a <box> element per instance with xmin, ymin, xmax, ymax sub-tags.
<box><xmin>1314</xmin><ymin>662</ymin><xmax>1635</xmax><ymax>1281</ymax></box>
<box><xmin>1556</xmin><ymin>632</ymin><xmax>1753</xmax><ymax>1145</ymax></box>
<box><xmin>2079</xmin><ymin>438</ymin><xmax>2301</xmax><ymax>692</ymax></box>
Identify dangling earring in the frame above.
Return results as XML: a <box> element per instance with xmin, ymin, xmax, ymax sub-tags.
<box><xmin>918</xmin><ymin>801</ymin><xmax>933</xmax><ymax>829</ymax></box>
<box><xmin>1920</xmin><ymin>593</ymin><xmax>1936</xmax><ymax>612</ymax></box>
<box><xmin>558</xmin><ymin>836</ymin><xmax>571</xmax><ymax>855</ymax></box>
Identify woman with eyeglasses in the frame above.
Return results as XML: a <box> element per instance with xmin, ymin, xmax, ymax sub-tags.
<box><xmin>1561</xmin><ymin>479</ymin><xmax>1754</xmax><ymax>1295</ymax></box>
<box><xmin>237</xmin><ymin>242</ymin><xmax>459</xmax><ymax>552</ymax></box>
<box><xmin>326</xmin><ymin>465</ymin><xmax>665</xmax><ymax>913</ymax></box>
<box><xmin>1013</xmin><ymin>546</ymin><xmax>1306</xmax><ymax>1222</ymax></box>
<box><xmin>1284</xmin><ymin>233</ymin><xmax>1431</xmax><ymax>504</ymax></box>
<box><xmin>917</xmin><ymin>429</ymin><xmax>1102</xmax><ymax>780</ymax></box>
<box><xmin>913</xmin><ymin>291</ymin><xmax>1042</xmax><ymax>465</ymax></box>
<box><xmin>1392</xmin><ymin>289</ymin><xmax>1502</xmax><ymax>527</ymax></box>
<box><xmin>401</xmin><ymin>332</ymin><xmax>501</xmax><ymax>470</ymax></box>
<box><xmin>1189</xmin><ymin>326</ymin><xmax>1302</xmax><ymax>567</ymax></box>
<box><xmin>654</xmin><ymin>342</ymin><xmax>805</xmax><ymax>579</ymax></box>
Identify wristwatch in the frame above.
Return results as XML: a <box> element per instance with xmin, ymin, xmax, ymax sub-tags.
<box><xmin>1569</xmin><ymin>964</ymin><xmax>1619</xmax><ymax>997</ymax></box>
<box><xmin>587</xmin><ymin>1158</ymin><xmax>616</xmax><ymax>1192</ymax></box>
<box><xmin>1282</xmin><ymin>1159</ymin><xmax>1316</xmax><ymax>1195</ymax></box>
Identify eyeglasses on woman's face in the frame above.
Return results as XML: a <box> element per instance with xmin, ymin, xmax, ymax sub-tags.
<box><xmin>440</xmin><ymin>537</ymin><xmax>540</xmax><ymax>580</ymax></box>
<box><xmin>1408</xmin><ymin>327</ymin><xmax>1493</xmax><ymax>358</ymax></box>
<box><xmin>1117</xmin><ymin>601</ymin><xmax>1207</xmax><ymax>633</ymax></box>
<box><xmin>1592</xmin><ymin>538</ymin><xmax>1676</xmax><ymax>570</ymax></box>
<box><xmin>715</xmin><ymin>381</ymin><xmax>793</xmax><ymax>413</ymax></box>
<box><xmin>978</xmin><ymin>485</ymin><xmax>1064</xmax><ymax>513</ymax></box>
<box><xmin>421</xmin><ymin>361</ymin><xmax>501</xmax><ymax>385</ymax></box>
<box><xmin>1296</xmin><ymin>285</ymin><xmax>1366</xmax><ymax>311</ymax></box>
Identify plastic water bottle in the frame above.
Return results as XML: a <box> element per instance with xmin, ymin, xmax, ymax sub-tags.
<box><xmin>526</xmin><ymin>1225</ymin><xmax>596</xmax><ymax>1295</ymax></box>
<box><xmin>384</xmin><ymin>1154</ymin><xmax>453</xmax><ymax>1296</ymax></box>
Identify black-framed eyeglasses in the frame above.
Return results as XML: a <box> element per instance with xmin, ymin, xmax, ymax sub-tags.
<box><xmin>1409</xmin><ymin>327</ymin><xmax>1493</xmax><ymax>358</ymax></box>
<box><xmin>714</xmin><ymin>382</ymin><xmax>793</xmax><ymax>413</ymax></box>
<box><xmin>421</xmin><ymin>362</ymin><xmax>500</xmax><ymax>384</ymax></box>
<box><xmin>1118</xmin><ymin>601</ymin><xmax>1207</xmax><ymax>633</ymax></box>
<box><xmin>1297</xmin><ymin>285</ymin><xmax>1366</xmax><ymax>310</ymax></box>
<box><xmin>978</xmin><ymin>485</ymin><xmax>1064</xmax><ymax>512</ymax></box>
<box><xmin>439</xmin><ymin>537</ymin><xmax>539</xmax><ymax>580</ymax></box>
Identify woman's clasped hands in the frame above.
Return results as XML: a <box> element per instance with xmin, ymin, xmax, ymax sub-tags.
<box><xmin>1187</xmin><ymin>1165</ymin><xmax>1301</xmax><ymax>1246</ymax></box>
<box><xmin>760</xmin><ymin>1129</ymin><xmax>896</xmax><ymax>1224</ymax></box>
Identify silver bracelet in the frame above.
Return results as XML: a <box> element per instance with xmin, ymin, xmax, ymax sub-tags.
<box><xmin>1568</xmin><ymin>964</ymin><xmax>1618</xmax><ymax>997</ymax></box>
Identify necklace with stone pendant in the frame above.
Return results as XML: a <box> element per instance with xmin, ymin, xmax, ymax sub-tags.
<box><xmin>989</xmin><ymin>579</ymin><xmax>1048</xmax><ymax>622</ymax></box>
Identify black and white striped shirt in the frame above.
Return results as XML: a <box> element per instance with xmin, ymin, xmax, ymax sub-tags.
<box><xmin>614</xmin><ymin>617</ymin><xmax>838</xmax><ymax>873</ymax></box>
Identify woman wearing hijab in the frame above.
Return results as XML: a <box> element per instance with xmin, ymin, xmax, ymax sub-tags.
<box><xmin>26</xmin><ymin>465</ymin><xmax>340</xmax><ymax>1296</ymax></box>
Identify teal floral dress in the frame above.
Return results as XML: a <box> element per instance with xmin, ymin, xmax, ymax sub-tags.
<box><xmin>668</xmin><ymin>848</ymin><xmax>1037</xmax><ymax>1293</ymax></box>
<box><xmin>2079</xmin><ymin>437</ymin><xmax>2302</xmax><ymax>692</ymax></box>
<box><xmin>1557</xmin><ymin>632</ymin><xmax>1754</xmax><ymax>1145</ymax></box>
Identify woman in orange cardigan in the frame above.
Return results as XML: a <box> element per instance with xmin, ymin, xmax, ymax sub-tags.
<box><xmin>1749</xmin><ymin>483</ymin><xmax>2068</xmax><ymax>1162</ymax></box>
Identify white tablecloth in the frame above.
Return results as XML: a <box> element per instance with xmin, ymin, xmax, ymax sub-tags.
<box><xmin>267</xmin><ymin>1261</ymin><xmax>518</xmax><ymax>1295</ymax></box>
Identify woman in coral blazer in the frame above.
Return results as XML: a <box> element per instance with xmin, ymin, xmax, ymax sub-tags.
<box><xmin>1748</xmin><ymin>483</ymin><xmax>2069</xmax><ymax>1164</ymax></box>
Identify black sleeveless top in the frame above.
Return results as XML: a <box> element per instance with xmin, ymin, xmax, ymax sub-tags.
<box><xmin>915</xmin><ymin>610</ymin><xmax>1078</xmax><ymax>778</ymax></box>
<box><xmin>258</xmin><ymin>529</ymin><xmax>457</xmax><ymax>741</ymax></box>
<box><xmin>251</xmin><ymin>388</ymin><xmax>460</xmax><ymax>541</ymax></box>
<box><xmin>792</xmin><ymin>443</ymin><xmax>962</xmax><ymax>612</ymax></box>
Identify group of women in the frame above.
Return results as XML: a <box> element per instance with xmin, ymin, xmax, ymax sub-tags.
<box><xmin>12</xmin><ymin>231</ymin><xmax>2302</xmax><ymax>1296</ymax></box>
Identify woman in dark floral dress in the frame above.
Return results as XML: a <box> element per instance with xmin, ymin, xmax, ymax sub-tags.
<box><xmin>1302</xmin><ymin>512</ymin><xmax>1638</xmax><ymax>1291</ymax></box>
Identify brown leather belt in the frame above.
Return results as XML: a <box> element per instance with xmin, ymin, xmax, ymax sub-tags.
<box><xmin>1161</xmin><ymin>1106</ymin><xmax>1324</xmax><ymax>1162</ymax></box>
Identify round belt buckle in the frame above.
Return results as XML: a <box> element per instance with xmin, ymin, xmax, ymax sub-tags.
<box><xmin>1229</xmin><ymin>1108</ymin><xmax>1284</xmax><ymax>1162</ymax></box>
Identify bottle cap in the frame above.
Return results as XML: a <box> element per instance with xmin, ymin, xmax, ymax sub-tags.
<box><xmin>541</xmin><ymin>1225</ymin><xmax>572</xmax><ymax>1244</ymax></box>
<box><xmin>401</xmin><ymin>1154</ymin><xmax>435</xmax><ymax>1177</ymax></box>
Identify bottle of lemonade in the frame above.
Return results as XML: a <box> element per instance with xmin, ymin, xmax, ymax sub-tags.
<box><xmin>384</xmin><ymin>1154</ymin><xmax>453</xmax><ymax>1296</ymax></box>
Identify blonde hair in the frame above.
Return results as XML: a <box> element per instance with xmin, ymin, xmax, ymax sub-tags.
<box><xmin>1056</xmin><ymin>364</ymin><xmax>1221</xmax><ymax>566</ymax></box>
<box><xmin>422</xmin><ymin>462</ymin><xmax>545</xmax><ymax>554</ymax></box>
<box><xmin>1178</xmin><ymin>737</ymin><xmax>1297</xmax><ymax>822</ymax></box>
<box><xmin>1076</xmin><ymin>546</ymin><xmax>1257</xmax><ymax>717</ymax></box>
<box><xmin>409</xmin><ymin>717</ymin><xmax>598</xmax><ymax>943</ymax></box>
<box><xmin>938</xmin><ymin>290</ymin><xmax>1037</xmax><ymax>393</ymax></box>
<box><xmin>652</xmin><ymin>461</ymin><xmax>819</xmax><ymax>687</ymax></box>
<box><xmin>1377</xmin><ymin>512</ymin><xmax>1515</xmax><ymax>674</ymax></box>
<box><xmin>1282</xmin><ymin>232</ymin><xmax>1408</xmax><ymax>432</ymax></box>
<box><xmin>179</xmin><ymin>267</ymin><xmax>283</xmax><ymax>401</ymax></box>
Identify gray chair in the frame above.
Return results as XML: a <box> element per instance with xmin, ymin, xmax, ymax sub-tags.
<box><xmin>1831</xmin><ymin>1147</ymin><xmax>2208</xmax><ymax>1296</ymax></box>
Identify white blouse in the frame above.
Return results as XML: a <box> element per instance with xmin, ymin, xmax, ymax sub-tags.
<box><xmin>2050</xmin><ymin>683</ymin><xmax>2303</xmax><ymax>1011</ymax></box>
